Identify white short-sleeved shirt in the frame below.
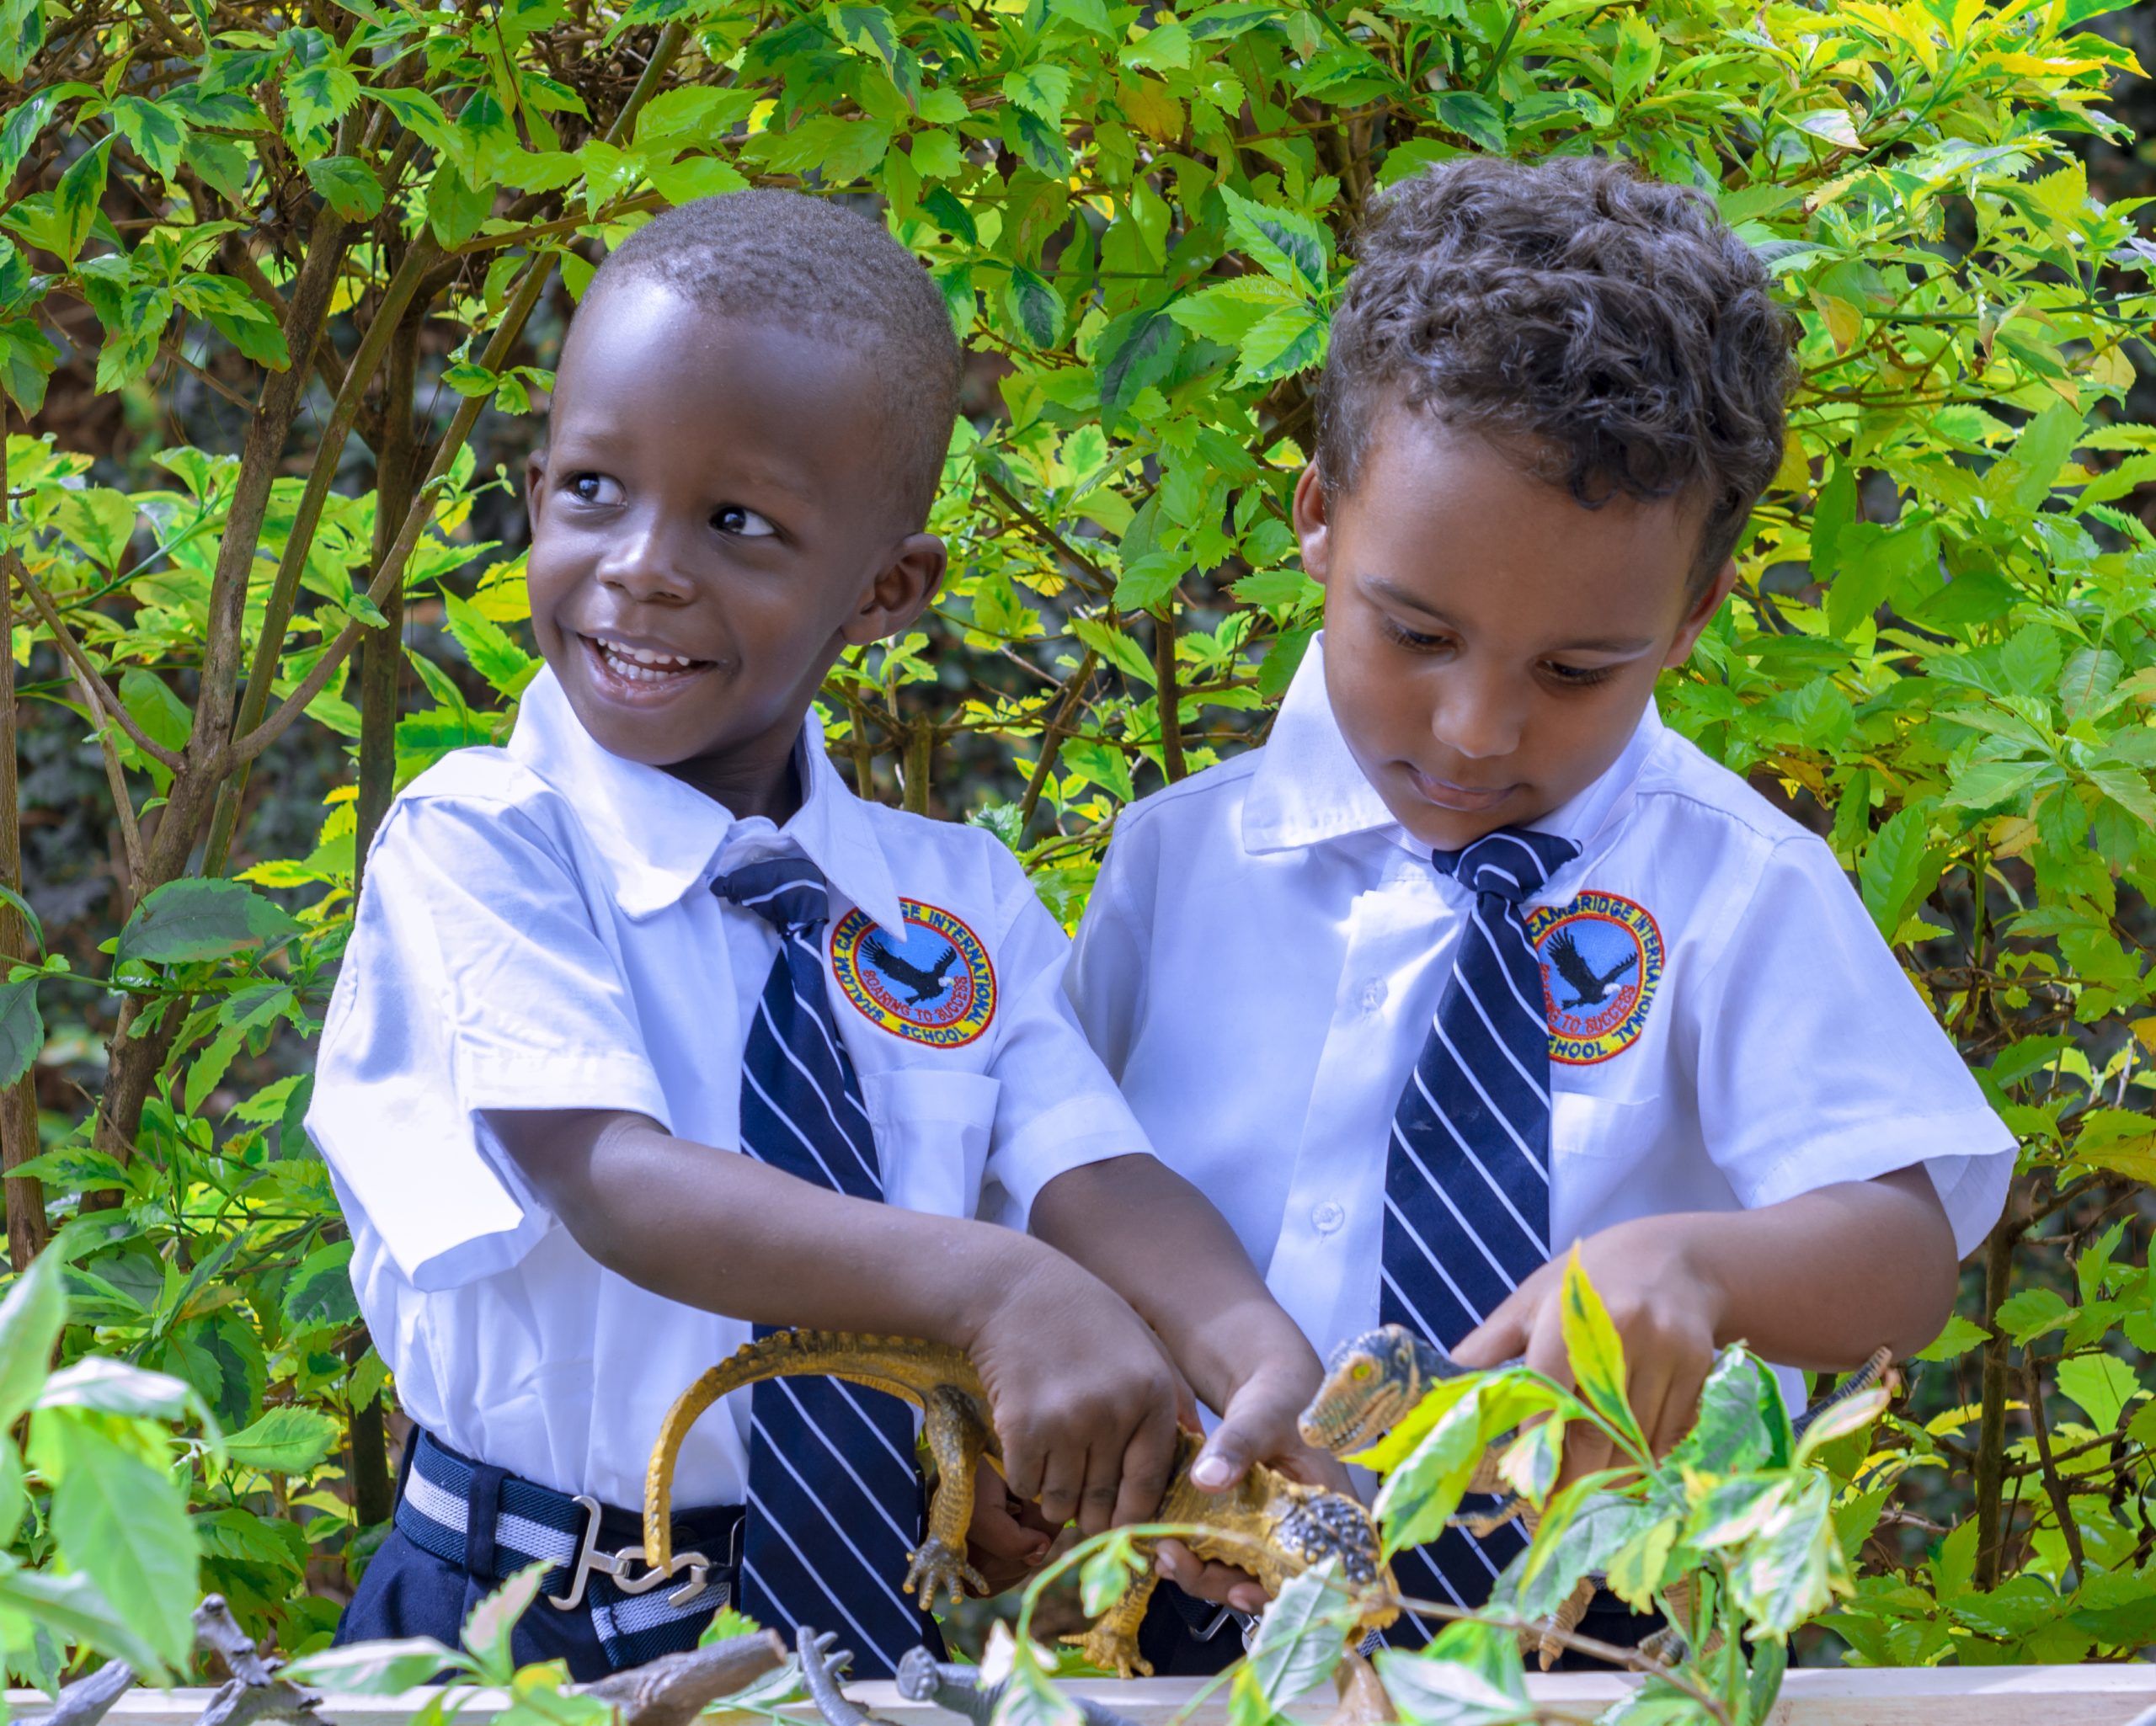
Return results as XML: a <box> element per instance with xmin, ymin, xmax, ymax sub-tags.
<box><xmin>309</xmin><ymin>668</ymin><xmax>1152</xmax><ymax>1509</ymax></box>
<box><xmin>1066</xmin><ymin>638</ymin><xmax>2013</xmax><ymax>1401</ymax></box>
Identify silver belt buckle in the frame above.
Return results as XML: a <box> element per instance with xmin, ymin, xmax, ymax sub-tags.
<box><xmin>545</xmin><ymin>1494</ymin><xmax>723</xmax><ymax>1611</ymax></box>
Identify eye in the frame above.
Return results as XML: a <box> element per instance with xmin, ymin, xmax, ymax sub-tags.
<box><xmin>1377</xmin><ymin>615</ymin><xmax>1447</xmax><ymax>652</ymax></box>
<box><xmin>1544</xmin><ymin>662</ymin><xmax>1619</xmax><ymax>689</ymax></box>
<box><xmin>1352</xmin><ymin>1361</ymin><xmax>1374</xmax><ymax>1381</ymax></box>
<box><xmin>565</xmin><ymin>471</ymin><xmax>621</xmax><ymax>506</ymax></box>
<box><xmin>715</xmin><ymin>503</ymin><xmax>778</xmax><ymax>539</ymax></box>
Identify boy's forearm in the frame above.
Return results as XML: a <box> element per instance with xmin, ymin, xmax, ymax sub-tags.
<box><xmin>1643</xmin><ymin>1166</ymin><xmax>1959</xmax><ymax>1369</ymax></box>
<box><xmin>1031</xmin><ymin>1154</ymin><xmax>1319</xmax><ymax>1411</ymax></box>
<box><xmin>492</xmin><ymin>1109</ymin><xmax>1035</xmax><ymax>1345</ymax></box>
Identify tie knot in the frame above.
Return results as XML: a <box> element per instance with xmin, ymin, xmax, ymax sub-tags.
<box><xmin>1431</xmin><ymin>828</ymin><xmax>1580</xmax><ymax>906</ymax></box>
<box><xmin>714</xmin><ymin>855</ymin><xmax>831</xmax><ymax>933</ymax></box>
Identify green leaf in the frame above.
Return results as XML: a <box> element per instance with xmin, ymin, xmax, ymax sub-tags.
<box><xmin>0</xmin><ymin>1566</ymin><xmax>173</xmax><ymax>1677</ymax></box>
<box><xmin>53</xmin><ymin>136</ymin><xmax>113</xmax><ymax>265</ymax></box>
<box><xmin>0</xmin><ymin>0</ymin><xmax>45</xmax><ymax>83</ymax></box>
<box><xmin>1095</xmin><ymin>305</ymin><xmax>1182</xmax><ymax>431</ymax></box>
<box><xmin>282</xmin><ymin>1239</ymin><xmax>358</xmax><ymax>1334</ymax></box>
<box><xmin>1004</xmin><ymin>64</ymin><xmax>1075</xmax><ymax>126</ymax></box>
<box><xmin>1667</xmin><ymin>1347</ymin><xmax>1783</xmax><ymax>1475</ymax></box>
<box><xmin>443</xmin><ymin>591</ymin><xmax>539</xmax><ymax>699</ymax></box>
<box><xmin>305</xmin><ymin>154</ymin><xmax>384</xmax><ymax>219</ymax></box>
<box><xmin>0</xmin><ymin>312</ymin><xmax>60</xmax><ymax>414</ymax></box>
<box><xmin>1433</xmin><ymin>90</ymin><xmax>1505</xmax><ymax>154</ymax></box>
<box><xmin>0</xmin><ymin>1254</ymin><xmax>64</xmax><ymax>1430</ymax></box>
<box><xmin>1242</xmin><ymin>1562</ymin><xmax>1346</xmax><ymax>1706</ymax></box>
<box><xmin>117</xmin><ymin>878</ymin><xmax>301</xmax><ymax>966</ymax></box>
<box><xmin>1610</xmin><ymin>14</ymin><xmax>1662</xmax><ymax>104</ymax></box>
<box><xmin>109</xmin><ymin>94</ymin><xmax>186</xmax><ymax>178</ymax></box>
<box><xmin>284</xmin><ymin>1638</ymin><xmax>457</xmax><ymax>1695</ymax></box>
<box><xmin>2055</xmin><ymin>1353</ymin><xmax>2143</xmax><ymax>1432</ymax></box>
<box><xmin>1370</xmin><ymin>1652</ymin><xmax>1537</xmax><ymax>1725</ymax></box>
<box><xmin>33</xmin><ymin>1419</ymin><xmax>197</xmax><ymax>1670</ymax></box>
<box><xmin>1856</xmin><ymin>805</ymin><xmax>1931</xmax><ymax>939</ymax></box>
<box><xmin>1077</xmin><ymin>1529</ymin><xmax>1143</xmax><ymax>1616</ymax></box>
<box><xmin>1003</xmin><ymin>265</ymin><xmax>1065</xmax><ymax>349</ymax></box>
<box><xmin>1219</xmin><ymin>185</ymin><xmax>1328</xmax><ymax>298</ymax></box>
<box><xmin>0</xmin><ymin>974</ymin><xmax>42</xmax><ymax>1089</ymax></box>
<box><xmin>462</xmin><ymin>1560</ymin><xmax>552</xmax><ymax>1682</ymax></box>
<box><xmin>37</xmin><ymin>1356</ymin><xmax>199</xmax><ymax>1420</ymax></box>
<box><xmin>1558</xmin><ymin>1249</ymin><xmax>1644</xmax><ymax>1452</ymax></box>
<box><xmin>1913</xmin><ymin>1313</ymin><xmax>1994</xmax><ymax>1361</ymax></box>
<box><xmin>224</xmin><ymin>1404</ymin><xmax>340</xmax><ymax>1474</ymax></box>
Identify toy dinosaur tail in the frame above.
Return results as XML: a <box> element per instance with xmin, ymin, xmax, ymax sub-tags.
<box><xmin>643</xmin><ymin>1329</ymin><xmax>972</xmax><ymax>1569</ymax></box>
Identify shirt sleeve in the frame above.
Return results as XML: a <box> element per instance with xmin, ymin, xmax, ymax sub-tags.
<box><xmin>307</xmin><ymin>793</ymin><xmax>673</xmax><ymax>1291</ymax></box>
<box><xmin>1689</xmin><ymin>834</ymin><xmax>2014</xmax><ymax>1257</ymax></box>
<box><xmin>977</xmin><ymin>844</ymin><xmax>1157</xmax><ymax>1224</ymax></box>
<box><xmin>1062</xmin><ymin>824</ymin><xmax>1150</xmax><ymax>1082</ymax></box>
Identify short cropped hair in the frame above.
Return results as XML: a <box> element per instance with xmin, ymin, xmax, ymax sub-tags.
<box><xmin>585</xmin><ymin>190</ymin><xmax>961</xmax><ymax>527</ymax></box>
<box><xmin>1315</xmin><ymin>156</ymin><xmax>1796</xmax><ymax>587</ymax></box>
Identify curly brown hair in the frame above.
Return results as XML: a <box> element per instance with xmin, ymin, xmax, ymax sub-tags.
<box><xmin>1314</xmin><ymin>155</ymin><xmax>1796</xmax><ymax>589</ymax></box>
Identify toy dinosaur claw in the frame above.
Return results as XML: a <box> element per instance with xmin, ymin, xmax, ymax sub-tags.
<box><xmin>903</xmin><ymin>1537</ymin><xmax>985</xmax><ymax>1607</ymax></box>
<box><xmin>1065</xmin><ymin>1627</ymin><xmax>1153</xmax><ymax>1680</ymax></box>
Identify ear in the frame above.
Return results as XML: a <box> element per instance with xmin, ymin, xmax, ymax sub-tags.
<box><xmin>525</xmin><ymin>449</ymin><xmax>547</xmax><ymax>541</ymax></box>
<box><xmin>842</xmin><ymin>532</ymin><xmax>947</xmax><ymax>646</ymax></box>
<box><xmin>1664</xmin><ymin>557</ymin><xmax>1737</xmax><ymax>668</ymax></box>
<box><xmin>1293</xmin><ymin>462</ymin><xmax>1333</xmax><ymax>585</ymax></box>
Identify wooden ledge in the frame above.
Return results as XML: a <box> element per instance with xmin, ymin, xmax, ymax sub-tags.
<box><xmin>19</xmin><ymin>1667</ymin><xmax>2156</xmax><ymax>1726</ymax></box>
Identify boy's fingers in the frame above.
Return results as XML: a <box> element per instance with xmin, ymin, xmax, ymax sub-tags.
<box><xmin>1453</xmin><ymin>1299</ymin><xmax>1531</xmax><ymax>1371</ymax></box>
<box><xmin>1110</xmin><ymin>1401</ymin><xmax>1182</xmax><ymax>1532</ymax></box>
<box><xmin>1189</xmin><ymin>1426</ymin><xmax>1251</xmax><ymax>1493</ymax></box>
<box><xmin>970</xmin><ymin>1491</ymin><xmax>1053</xmax><ymax>1563</ymax></box>
<box><xmin>1156</xmin><ymin>1541</ymin><xmax>1268</xmax><ymax>1611</ymax></box>
<box><xmin>1078</xmin><ymin>1440</ymin><xmax>1125</xmax><ymax>1536</ymax></box>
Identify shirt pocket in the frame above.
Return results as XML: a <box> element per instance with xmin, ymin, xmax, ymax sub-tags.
<box><xmin>860</xmin><ymin>1068</ymin><xmax>1001</xmax><ymax>1220</ymax></box>
<box><xmin>1550</xmin><ymin>1091</ymin><xmax>1662</xmax><ymax>1160</ymax></box>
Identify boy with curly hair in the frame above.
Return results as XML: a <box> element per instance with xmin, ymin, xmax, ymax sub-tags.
<box><xmin>1066</xmin><ymin>156</ymin><xmax>2012</xmax><ymax>1655</ymax></box>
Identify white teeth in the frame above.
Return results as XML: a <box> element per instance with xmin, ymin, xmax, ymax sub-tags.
<box><xmin>594</xmin><ymin>637</ymin><xmax>700</xmax><ymax>681</ymax></box>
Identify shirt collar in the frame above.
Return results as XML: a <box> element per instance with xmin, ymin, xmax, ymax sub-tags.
<box><xmin>506</xmin><ymin>668</ymin><xmax>905</xmax><ymax>931</ymax></box>
<box><xmin>1242</xmin><ymin>633</ymin><xmax>1662</xmax><ymax>871</ymax></box>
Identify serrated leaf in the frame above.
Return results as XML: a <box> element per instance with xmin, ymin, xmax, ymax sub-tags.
<box><xmin>224</xmin><ymin>1404</ymin><xmax>340</xmax><ymax>1474</ymax></box>
<box><xmin>1220</xmin><ymin>185</ymin><xmax>1328</xmax><ymax>298</ymax></box>
<box><xmin>117</xmin><ymin>878</ymin><xmax>300</xmax><ymax>966</ymax></box>
<box><xmin>54</xmin><ymin>136</ymin><xmax>112</xmax><ymax>265</ymax></box>
<box><xmin>0</xmin><ymin>1254</ymin><xmax>63</xmax><ymax>1430</ymax></box>
<box><xmin>1559</xmin><ymin>1249</ymin><xmax>1643</xmax><ymax>1452</ymax></box>
<box><xmin>0</xmin><ymin>975</ymin><xmax>41</xmax><ymax>1089</ymax></box>
<box><xmin>1003</xmin><ymin>265</ymin><xmax>1064</xmax><ymax>349</ymax></box>
<box><xmin>34</xmin><ymin>1420</ymin><xmax>196</xmax><ymax>1669</ymax></box>
<box><xmin>282</xmin><ymin>1239</ymin><xmax>358</xmax><ymax>1334</ymax></box>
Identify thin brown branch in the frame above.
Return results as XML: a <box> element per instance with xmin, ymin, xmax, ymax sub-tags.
<box><xmin>10</xmin><ymin>560</ymin><xmax>184</xmax><ymax>773</ymax></box>
<box><xmin>2024</xmin><ymin>1358</ymin><xmax>2088</xmax><ymax>1578</ymax></box>
<box><xmin>70</xmin><ymin>664</ymin><xmax>147</xmax><ymax>902</ymax></box>
<box><xmin>1017</xmin><ymin>647</ymin><xmax>1098</xmax><ymax>828</ymax></box>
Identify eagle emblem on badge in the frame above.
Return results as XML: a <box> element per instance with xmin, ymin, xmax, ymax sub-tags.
<box><xmin>830</xmin><ymin>901</ymin><xmax>996</xmax><ymax>1047</ymax></box>
<box><xmin>1524</xmin><ymin>892</ymin><xmax>1662</xmax><ymax>1065</ymax></box>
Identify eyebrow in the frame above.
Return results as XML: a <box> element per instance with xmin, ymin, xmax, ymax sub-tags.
<box><xmin>1361</xmin><ymin>574</ymin><xmax>1659</xmax><ymax>656</ymax></box>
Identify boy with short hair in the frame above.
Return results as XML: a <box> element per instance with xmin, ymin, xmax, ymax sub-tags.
<box><xmin>312</xmin><ymin>190</ymin><xmax>1323</xmax><ymax>1680</ymax></box>
<box><xmin>1068</xmin><ymin>156</ymin><xmax>2012</xmax><ymax>1651</ymax></box>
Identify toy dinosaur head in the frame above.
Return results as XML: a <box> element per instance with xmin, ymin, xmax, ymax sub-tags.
<box><xmin>1299</xmin><ymin>1324</ymin><xmax>1457</xmax><ymax>1457</ymax></box>
<box><xmin>1264</xmin><ymin>1478</ymin><xmax>1400</xmax><ymax>1630</ymax></box>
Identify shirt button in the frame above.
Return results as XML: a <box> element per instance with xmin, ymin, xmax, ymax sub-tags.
<box><xmin>1359</xmin><ymin>981</ymin><xmax>1388</xmax><ymax>1015</ymax></box>
<box><xmin>1311</xmin><ymin>1201</ymin><xmax>1345</xmax><ymax>1234</ymax></box>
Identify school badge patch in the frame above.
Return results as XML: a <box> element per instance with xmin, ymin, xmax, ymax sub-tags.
<box><xmin>1523</xmin><ymin>892</ymin><xmax>1662</xmax><ymax>1065</ymax></box>
<box><xmin>829</xmin><ymin>901</ymin><xmax>996</xmax><ymax>1048</ymax></box>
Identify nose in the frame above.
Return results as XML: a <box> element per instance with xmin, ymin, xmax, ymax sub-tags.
<box><xmin>1431</xmin><ymin>666</ymin><xmax>1524</xmax><ymax>762</ymax></box>
<box><xmin>597</xmin><ymin>514</ymin><xmax>696</xmax><ymax>605</ymax></box>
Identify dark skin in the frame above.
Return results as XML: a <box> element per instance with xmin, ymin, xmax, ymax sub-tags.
<box><xmin>502</xmin><ymin>278</ymin><xmax>1329</xmax><ymax>1581</ymax></box>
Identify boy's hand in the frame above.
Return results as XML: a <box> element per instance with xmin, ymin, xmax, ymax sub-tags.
<box><xmin>1453</xmin><ymin>1216</ymin><xmax>1721</xmax><ymax>1480</ymax></box>
<box><xmin>963</xmin><ymin>1244</ymin><xmax>1186</xmax><ymax>1537</ymax></box>
<box><xmin>1155</xmin><ymin>1363</ymin><xmax>1354</xmax><ymax>1615</ymax></box>
<box><xmin>965</xmin><ymin>1462</ymin><xmax>1058</xmax><ymax>1595</ymax></box>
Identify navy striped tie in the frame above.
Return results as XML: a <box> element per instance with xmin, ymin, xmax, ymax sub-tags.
<box><xmin>1380</xmin><ymin>827</ymin><xmax>1578</xmax><ymax>1637</ymax></box>
<box><xmin>716</xmin><ymin>857</ymin><xmax>932</xmax><ymax>1676</ymax></box>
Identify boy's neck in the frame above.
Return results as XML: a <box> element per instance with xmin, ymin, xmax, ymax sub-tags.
<box><xmin>664</xmin><ymin>738</ymin><xmax>804</xmax><ymax>827</ymax></box>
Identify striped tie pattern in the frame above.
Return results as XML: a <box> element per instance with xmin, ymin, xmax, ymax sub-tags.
<box><xmin>1380</xmin><ymin>827</ymin><xmax>1579</xmax><ymax>1639</ymax></box>
<box><xmin>715</xmin><ymin>857</ymin><xmax>934</xmax><ymax>1677</ymax></box>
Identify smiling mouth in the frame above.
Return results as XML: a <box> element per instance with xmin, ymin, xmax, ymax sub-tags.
<box><xmin>583</xmin><ymin>633</ymin><xmax>713</xmax><ymax>687</ymax></box>
<box><xmin>1406</xmin><ymin>768</ymin><xmax>1518</xmax><ymax>813</ymax></box>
